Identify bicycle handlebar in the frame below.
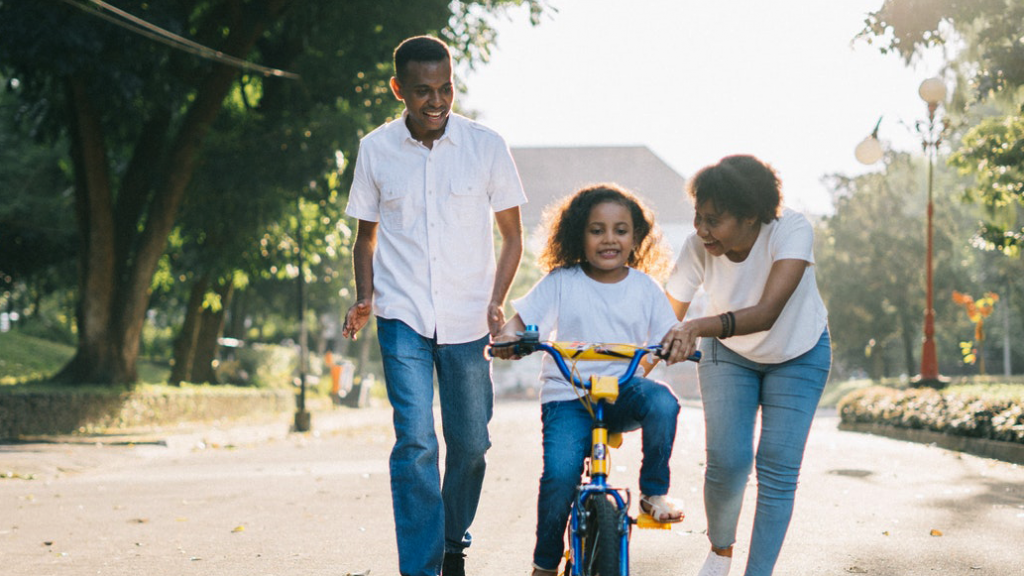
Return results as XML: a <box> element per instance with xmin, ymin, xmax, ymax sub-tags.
<box><xmin>486</xmin><ymin>324</ymin><xmax>701</xmax><ymax>389</ymax></box>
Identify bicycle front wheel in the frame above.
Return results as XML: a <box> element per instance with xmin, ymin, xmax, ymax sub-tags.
<box><xmin>579</xmin><ymin>493</ymin><xmax>623</xmax><ymax>576</ymax></box>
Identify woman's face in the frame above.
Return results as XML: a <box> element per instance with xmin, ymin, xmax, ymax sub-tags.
<box><xmin>693</xmin><ymin>200</ymin><xmax>760</xmax><ymax>262</ymax></box>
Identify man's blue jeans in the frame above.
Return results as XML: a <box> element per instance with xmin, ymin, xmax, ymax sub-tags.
<box><xmin>698</xmin><ymin>329</ymin><xmax>831</xmax><ymax>576</ymax></box>
<box><xmin>376</xmin><ymin>317</ymin><xmax>493</xmax><ymax>576</ymax></box>
<box><xmin>532</xmin><ymin>376</ymin><xmax>680</xmax><ymax>570</ymax></box>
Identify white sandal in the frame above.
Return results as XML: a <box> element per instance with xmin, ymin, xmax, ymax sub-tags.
<box><xmin>638</xmin><ymin>494</ymin><xmax>685</xmax><ymax>523</ymax></box>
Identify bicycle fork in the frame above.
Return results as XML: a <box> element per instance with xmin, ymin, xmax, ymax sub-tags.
<box><xmin>569</xmin><ymin>377</ymin><xmax>631</xmax><ymax>576</ymax></box>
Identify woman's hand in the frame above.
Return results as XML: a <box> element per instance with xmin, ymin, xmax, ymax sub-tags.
<box><xmin>659</xmin><ymin>319</ymin><xmax>704</xmax><ymax>365</ymax></box>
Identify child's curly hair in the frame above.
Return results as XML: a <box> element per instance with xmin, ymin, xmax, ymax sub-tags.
<box><xmin>537</xmin><ymin>183</ymin><xmax>671</xmax><ymax>280</ymax></box>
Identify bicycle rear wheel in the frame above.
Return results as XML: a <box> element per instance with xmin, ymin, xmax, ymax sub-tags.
<box><xmin>579</xmin><ymin>493</ymin><xmax>623</xmax><ymax>576</ymax></box>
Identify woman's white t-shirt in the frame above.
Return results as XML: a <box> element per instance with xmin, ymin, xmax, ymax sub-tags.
<box><xmin>665</xmin><ymin>208</ymin><xmax>828</xmax><ymax>364</ymax></box>
<box><xmin>513</xmin><ymin>266</ymin><xmax>678</xmax><ymax>404</ymax></box>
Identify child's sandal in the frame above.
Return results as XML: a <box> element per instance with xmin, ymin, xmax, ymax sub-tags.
<box><xmin>639</xmin><ymin>494</ymin><xmax>685</xmax><ymax>523</ymax></box>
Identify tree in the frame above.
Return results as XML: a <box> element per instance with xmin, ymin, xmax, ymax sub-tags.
<box><xmin>0</xmin><ymin>0</ymin><xmax>545</xmax><ymax>385</ymax></box>
<box><xmin>860</xmin><ymin>0</ymin><xmax>1024</xmax><ymax>252</ymax></box>
<box><xmin>816</xmin><ymin>152</ymin><xmax>980</xmax><ymax>379</ymax></box>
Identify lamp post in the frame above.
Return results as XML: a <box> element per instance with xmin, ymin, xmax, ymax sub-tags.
<box><xmin>855</xmin><ymin>77</ymin><xmax>947</xmax><ymax>385</ymax></box>
<box><xmin>916</xmin><ymin>77</ymin><xmax>946</xmax><ymax>385</ymax></box>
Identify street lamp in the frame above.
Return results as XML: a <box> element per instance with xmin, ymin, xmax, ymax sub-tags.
<box><xmin>855</xmin><ymin>77</ymin><xmax>947</xmax><ymax>386</ymax></box>
<box><xmin>916</xmin><ymin>77</ymin><xmax>947</xmax><ymax>385</ymax></box>
<box><xmin>855</xmin><ymin>117</ymin><xmax>884</xmax><ymax>165</ymax></box>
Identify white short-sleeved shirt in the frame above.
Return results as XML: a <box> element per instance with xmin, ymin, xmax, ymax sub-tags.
<box><xmin>345</xmin><ymin>113</ymin><xmax>526</xmax><ymax>344</ymax></box>
<box><xmin>513</xmin><ymin>266</ymin><xmax>678</xmax><ymax>404</ymax></box>
<box><xmin>665</xmin><ymin>208</ymin><xmax>828</xmax><ymax>364</ymax></box>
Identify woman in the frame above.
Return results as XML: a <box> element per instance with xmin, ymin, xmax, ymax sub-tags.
<box><xmin>660</xmin><ymin>155</ymin><xmax>831</xmax><ymax>576</ymax></box>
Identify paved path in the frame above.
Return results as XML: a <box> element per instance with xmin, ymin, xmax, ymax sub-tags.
<box><xmin>1</xmin><ymin>400</ymin><xmax>1022</xmax><ymax>576</ymax></box>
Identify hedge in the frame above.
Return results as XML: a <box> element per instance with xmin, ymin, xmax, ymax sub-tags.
<box><xmin>837</xmin><ymin>385</ymin><xmax>1024</xmax><ymax>445</ymax></box>
<box><xmin>0</xmin><ymin>385</ymin><xmax>294</xmax><ymax>439</ymax></box>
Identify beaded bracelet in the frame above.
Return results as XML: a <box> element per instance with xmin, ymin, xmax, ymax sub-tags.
<box><xmin>718</xmin><ymin>311</ymin><xmax>736</xmax><ymax>339</ymax></box>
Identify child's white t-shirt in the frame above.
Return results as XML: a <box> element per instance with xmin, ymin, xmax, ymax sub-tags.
<box><xmin>665</xmin><ymin>208</ymin><xmax>828</xmax><ymax>364</ymax></box>
<box><xmin>512</xmin><ymin>266</ymin><xmax>678</xmax><ymax>404</ymax></box>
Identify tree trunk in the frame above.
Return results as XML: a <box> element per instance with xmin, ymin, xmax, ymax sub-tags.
<box><xmin>53</xmin><ymin>75</ymin><xmax>119</xmax><ymax>384</ymax></box>
<box><xmin>899</xmin><ymin>309</ymin><xmax>917</xmax><ymax>379</ymax></box>
<box><xmin>170</xmin><ymin>278</ymin><xmax>209</xmax><ymax>385</ymax></box>
<box><xmin>192</xmin><ymin>281</ymin><xmax>234</xmax><ymax>384</ymax></box>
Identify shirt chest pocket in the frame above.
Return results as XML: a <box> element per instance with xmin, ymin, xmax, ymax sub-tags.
<box><xmin>380</xmin><ymin>184</ymin><xmax>411</xmax><ymax>231</ymax></box>
<box><xmin>448</xmin><ymin>176</ymin><xmax>489</xmax><ymax>227</ymax></box>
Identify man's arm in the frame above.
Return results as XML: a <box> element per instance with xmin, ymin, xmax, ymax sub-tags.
<box><xmin>488</xmin><ymin>206</ymin><xmax>524</xmax><ymax>336</ymax></box>
<box><xmin>342</xmin><ymin>219</ymin><xmax>378</xmax><ymax>340</ymax></box>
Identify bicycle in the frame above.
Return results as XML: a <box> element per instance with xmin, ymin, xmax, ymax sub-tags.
<box><xmin>487</xmin><ymin>324</ymin><xmax>701</xmax><ymax>576</ymax></box>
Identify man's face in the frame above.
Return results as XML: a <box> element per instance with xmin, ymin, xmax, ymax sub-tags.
<box><xmin>391</xmin><ymin>59</ymin><xmax>454</xmax><ymax>143</ymax></box>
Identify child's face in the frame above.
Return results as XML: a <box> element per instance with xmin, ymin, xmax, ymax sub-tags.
<box><xmin>582</xmin><ymin>201</ymin><xmax>635</xmax><ymax>283</ymax></box>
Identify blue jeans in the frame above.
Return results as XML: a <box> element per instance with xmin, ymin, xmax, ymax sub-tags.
<box><xmin>533</xmin><ymin>376</ymin><xmax>680</xmax><ymax>570</ymax></box>
<box><xmin>698</xmin><ymin>329</ymin><xmax>831</xmax><ymax>576</ymax></box>
<box><xmin>376</xmin><ymin>317</ymin><xmax>494</xmax><ymax>576</ymax></box>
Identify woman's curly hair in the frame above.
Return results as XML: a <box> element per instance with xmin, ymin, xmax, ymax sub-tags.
<box><xmin>687</xmin><ymin>154</ymin><xmax>783</xmax><ymax>223</ymax></box>
<box><xmin>537</xmin><ymin>183</ymin><xmax>671</xmax><ymax>280</ymax></box>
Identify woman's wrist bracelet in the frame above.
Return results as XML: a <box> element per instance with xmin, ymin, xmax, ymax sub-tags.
<box><xmin>718</xmin><ymin>311</ymin><xmax>736</xmax><ymax>339</ymax></box>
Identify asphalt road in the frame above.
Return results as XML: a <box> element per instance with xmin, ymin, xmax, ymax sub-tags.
<box><xmin>2</xmin><ymin>399</ymin><xmax>1022</xmax><ymax>576</ymax></box>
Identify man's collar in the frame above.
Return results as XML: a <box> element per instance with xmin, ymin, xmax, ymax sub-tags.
<box><xmin>397</xmin><ymin>110</ymin><xmax>460</xmax><ymax>147</ymax></box>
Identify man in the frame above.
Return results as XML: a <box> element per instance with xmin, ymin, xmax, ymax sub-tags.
<box><xmin>341</xmin><ymin>35</ymin><xmax>526</xmax><ymax>576</ymax></box>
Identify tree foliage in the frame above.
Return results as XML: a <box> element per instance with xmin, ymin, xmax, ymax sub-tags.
<box><xmin>0</xmin><ymin>0</ymin><xmax>546</xmax><ymax>385</ymax></box>
<box><xmin>816</xmin><ymin>153</ymin><xmax>987</xmax><ymax>379</ymax></box>
<box><xmin>860</xmin><ymin>0</ymin><xmax>1024</xmax><ymax>254</ymax></box>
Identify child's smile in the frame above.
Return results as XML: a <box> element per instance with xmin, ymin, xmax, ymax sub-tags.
<box><xmin>582</xmin><ymin>201</ymin><xmax>635</xmax><ymax>283</ymax></box>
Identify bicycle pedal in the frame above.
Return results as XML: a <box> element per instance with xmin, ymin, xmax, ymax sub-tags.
<box><xmin>635</xmin><ymin>513</ymin><xmax>673</xmax><ymax>530</ymax></box>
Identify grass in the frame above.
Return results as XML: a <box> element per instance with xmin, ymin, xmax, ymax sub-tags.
<box><xmin>0</xmin><ymin>330</ymin><xmax>170</xmax><ymax>385</ymax></box>
<box><xmin>0</xmin><ymin>331</ymin><xmax>75</xmax><ymax>384</ymax></box>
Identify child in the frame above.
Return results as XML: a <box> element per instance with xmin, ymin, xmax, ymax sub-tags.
<box><xmin>491</xmin><ymin>183</ymin><xmax>685</xmax><ymax>576</ymax></box>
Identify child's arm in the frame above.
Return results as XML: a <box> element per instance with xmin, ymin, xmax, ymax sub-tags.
<box><xmin>490</xmin><ymin>313</ymin><xmax>528</xmax><ymax>360</ymax></box>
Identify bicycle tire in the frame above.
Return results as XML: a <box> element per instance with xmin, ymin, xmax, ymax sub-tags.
<box><xmin>579</xmin><ymin>493</ymin><xmax>623</xmax><ymax>576</ymax></box>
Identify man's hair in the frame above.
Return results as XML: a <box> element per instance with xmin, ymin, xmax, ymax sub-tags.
<box><xmin>393</xmin><ymin>36</ymin><xmax>451</xmax><ymax>80</ymax></box>
<box><xmin>687</xmin><ymin>155</ymin><xmax>783</xmax><ymax>223</ymax></box>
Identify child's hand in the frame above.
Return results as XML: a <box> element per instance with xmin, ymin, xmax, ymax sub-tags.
<box><xmin>489</xmin><ymin>333</ymin><xmax>522</xmax><ymax>360</ymax></box>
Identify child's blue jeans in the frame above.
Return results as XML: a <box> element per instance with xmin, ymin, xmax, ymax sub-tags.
<box><xmin>532</xmin><ymin>376</ymin><xmax>680</xmax><ymax>570</ymax></box>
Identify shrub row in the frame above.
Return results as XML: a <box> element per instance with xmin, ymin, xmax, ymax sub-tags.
<box><xmin>837</xmin><ymin>385</ymin><xmax>1024</xmax><ymax>445</ymax></box>
<box><xmin>0</xmin><ymin>386</ymin><xmax>294</xmax><ymax>439</ymax></box>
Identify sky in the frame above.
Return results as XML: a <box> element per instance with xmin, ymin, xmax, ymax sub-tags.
<box><xmin>458</xmin><ymin>0</ymin><xmax>949</xmax><ymax>216</ymax></box>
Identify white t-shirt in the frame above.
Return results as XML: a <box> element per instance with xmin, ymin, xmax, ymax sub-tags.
<box><xmin>345</xmin><ymin>112</ymin><xmax>526</xmax><ymax>344</ymax></box>
<box><xmin>513</xmin><ymin>266</ymin><xmax>678</xmax><ymax>404</ymax></box>
<box><xmin>665</xmin><ymin>208</ymin><xmax>828</xmax><ymax>364</ymax></box>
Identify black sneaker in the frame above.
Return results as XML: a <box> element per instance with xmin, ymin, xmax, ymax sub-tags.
<box><xmin>442</xmin><ymin>552</ymin><xmax>466</xmax><ymax>576</ymax></box>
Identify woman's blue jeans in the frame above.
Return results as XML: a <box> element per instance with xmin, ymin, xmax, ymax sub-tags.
<box><xmin>698</xmin><ymin>329</ymin><xmax>831</xmax><ymax>576</ymax></box>
<box><xmin>533</xmin><ymin>376</ymin><xmax>680</xmax><ymax>570</ymax></box>
<box><xmin>376</xmin><ymin>317</ymin><xmax>494</xmax><ymax>576</ymax></box>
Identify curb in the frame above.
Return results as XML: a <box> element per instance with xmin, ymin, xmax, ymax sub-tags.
<box><xmin>838</xmin><ymin>421</ymin><xmax>1024</xmax><ymax>465</ymax></box>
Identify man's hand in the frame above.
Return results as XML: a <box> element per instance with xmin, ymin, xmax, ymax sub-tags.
<box><xmin>487</xmin><ymin>302</ymin><xmax>506</xmax><ymax>337</ymax></box>
<box><xmin>342</xmin><ymin>300</ymin><xmax>372</xmax><ymax>340</ymax></box>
